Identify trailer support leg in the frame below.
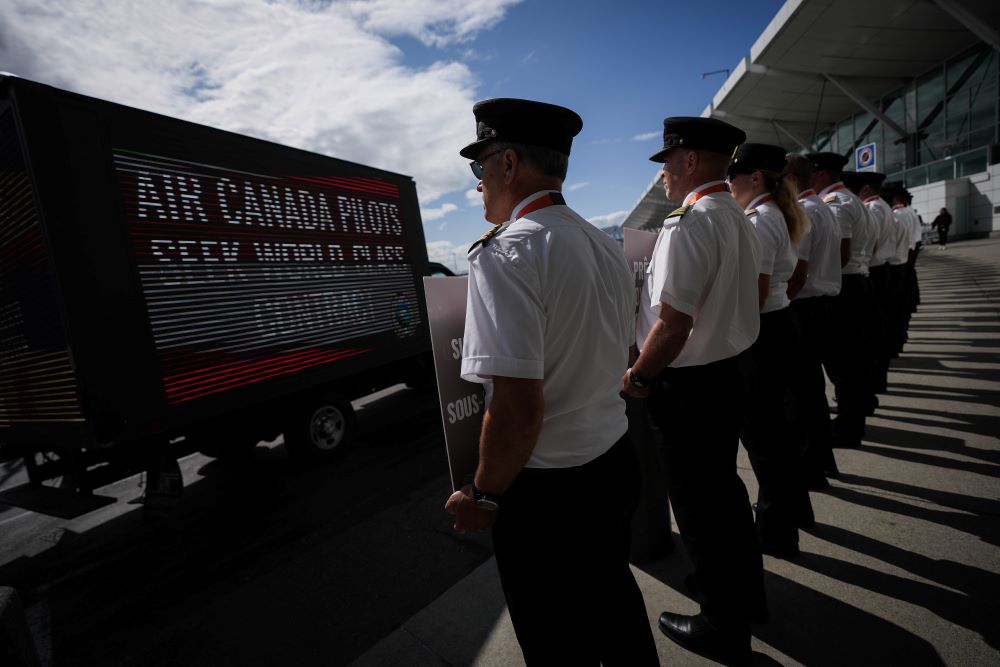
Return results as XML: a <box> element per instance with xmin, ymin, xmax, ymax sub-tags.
<box><xmin>143</xmin><ymin>438</ymin><xmax>183</xmax><ymax>515</ymax></box>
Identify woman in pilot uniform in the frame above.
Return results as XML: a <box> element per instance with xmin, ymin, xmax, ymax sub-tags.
<box><xmin>729</xmin><ymin>143</ymin><xmax>811</xmax><ymax>557</ymax></box>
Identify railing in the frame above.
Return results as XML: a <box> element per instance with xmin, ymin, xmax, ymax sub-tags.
<box><xmin>886</xmin><ymin>146</ymin><xmax>988</xmax><ymax>188</ymax></box>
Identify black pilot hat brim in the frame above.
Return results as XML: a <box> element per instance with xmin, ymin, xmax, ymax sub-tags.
<box><xmin>806</xmin><ymin>152</ymin><xmax>850</xmax><ymax>172</ymax></box>
<box><xmin>459</xmin><ymin>98</ymin><xmax>583</xmax><ymax>160</ymax></box>
<box><xmin>729</xmin><ymin>143</ymin><xmax>788</xmax><ymax>175</ymax></box>
<box><xmin>649</xmin><ymin>116</ymin><xmax>746</xmax><ymax>162</ymax></box>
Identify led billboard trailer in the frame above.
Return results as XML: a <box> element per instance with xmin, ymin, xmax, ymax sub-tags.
<box><xmin>0</xmin><ymin>76</ymin><xmax>430</xmax><ymax>447</ymax></box>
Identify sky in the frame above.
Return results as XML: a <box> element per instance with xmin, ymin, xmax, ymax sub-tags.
<box><xmin>0</xmin><ymin>0</ymin><xmax>783</xmax><ymax>273</ymax></box>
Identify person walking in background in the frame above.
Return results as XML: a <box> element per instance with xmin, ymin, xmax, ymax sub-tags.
<box><xmin>728</xmin><ymin>142</ymin><xmax>813</xmax><ymax>556</ymax></box>
<box><xmin>446</xmin><ymin>98</ymin><xmax>658</xmax><ymax>666</ymax></box>
<box><xmin>623</xmin><ymin>116</ymin><xmax>763</xmax><ymax>665</ymax></box>
<box><xmin>933</xmin><ymin>207</ymin><xmax>952</xmax><ymax>249</ymax></box>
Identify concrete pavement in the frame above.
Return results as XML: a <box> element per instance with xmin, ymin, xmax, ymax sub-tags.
<box><xmin>352</xmin><ymin>236</ymin><xmax>1000</xmax><ymax>666</ymax></box>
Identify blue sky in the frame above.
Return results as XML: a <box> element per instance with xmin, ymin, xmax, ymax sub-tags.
<box><xmin>398</xmin><ymin>0</ymin><xmax>785</xmax><ymax>270</ymax></box>
<box><xmin>1</xmin><ymin>0</ymin><xmax>783</xmax><ymax>272</ymax></box>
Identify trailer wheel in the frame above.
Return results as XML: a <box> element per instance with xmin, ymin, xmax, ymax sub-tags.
<box><xmin>284</xmin><ymin>394</ymin><xmax>355</xmax><ymax>462</ymax></box>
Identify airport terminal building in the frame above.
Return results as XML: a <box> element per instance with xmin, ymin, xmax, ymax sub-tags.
<box><xmin>624</xmin><ymin>0</ymin><xmax>1000</xmax><ymax>237</ymax></box>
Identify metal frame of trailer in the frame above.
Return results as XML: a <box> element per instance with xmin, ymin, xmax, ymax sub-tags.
<box><xmin>0</xmin><ymin>76</ymin><xmax>432</xmax><ymax>514</ymax></box>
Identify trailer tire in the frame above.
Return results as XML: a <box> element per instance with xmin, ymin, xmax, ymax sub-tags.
<box><xmin>284</xmin><ymin>394</ymin><xmax>355</xmax><ymax>463</ymax></box>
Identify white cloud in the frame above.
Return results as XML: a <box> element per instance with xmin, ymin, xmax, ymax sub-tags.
<box><xmin>347</xmin><ymin>0</ymin><xmax>523</xmax><ymax>48</ymax></box>
<box><xmin>426</xmin><ymin>238</ymin><xmax>471</xmax><ymax>273</ymax></box>
<box><xmin>567</xmin><ymin>181</ymin><xmax>590</xmax><ymax>192</ymax></box>
<box><xmin>465</xmin><ymin>188</ymin><xmax>483</xmax><ymax>206</ymax></box>
<box><xmin>588</xmin><ymin>210</ymin><xmax>629</xmax><ymax>227</ymax></box>
<box><xmin>422</xmin><ymin>202</ymin><xmax>457</xmax><ymax>221</ymax></box>
<box><xmin>0</xmin><ymin>0</ymin><xmax>521</xmax><ymax>204</ymax></box>
<box><xmin>632</xmin><ymin>131</ymin><xmax>660</xmax><ymax>141</ymax></box>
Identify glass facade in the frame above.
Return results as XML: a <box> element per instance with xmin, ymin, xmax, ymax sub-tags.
<box><xmin>817</xmin><ymin>44</ymin><xmax>997</xmax><ymax>186</ymax></box>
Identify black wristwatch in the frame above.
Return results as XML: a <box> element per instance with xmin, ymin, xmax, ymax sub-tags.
<box><xmin>629</xmin><ymin>368</ymin><xmax>651</xmax><ymax>389</ymax></box>
<box><xmin>472</xmin><ymin>484</ymin><xmax>501</xmax><ymax>511</ymax></box>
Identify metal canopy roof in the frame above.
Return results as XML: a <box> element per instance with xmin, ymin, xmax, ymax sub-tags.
<box><xmin>706</xmin><ymin>0</ymin><xmax>1000</xmax><ymax>150</ymax></box>
<box><xmin>624</xmin><ymin>0</ymin><xmax>1000</xmax><ymax>230</ymax></box>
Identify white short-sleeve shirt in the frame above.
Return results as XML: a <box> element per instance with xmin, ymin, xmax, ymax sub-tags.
<box><xmin>820</xmin><ymin>182</ymin><xmax>870</xmax><ymax>275</ymax></box>
<box><xmin>795</xmin><ymin>190</ymin><xmax>842</xmax><ymax>298</ymax></box>
<box><xmin>891</xmin><ymin>206</ymin><xmax>914</xmax><ymax>263</ymax></box>
<box><xmin>905</xmin><ymin>207</ymin><xmax>924</xmax><ymax>247</ymax></box>
<box><xmin>746</xmin><ymin>194</ymin><xmax>795</xmax><ymax>313</ymax></box>
<box><xmin>867</xmin><ymin>196</ymin><xmax>896</xmax><ymax>267</ymax></box>
<box><xmin>461</xmin><ymin>191</ymin><xmax>635</xmax><ymax>469</ymax></box>
<box><xmin>636</xmin><ymin>181</ymin><xmax>761</xmax><ymax>367</ymax></box>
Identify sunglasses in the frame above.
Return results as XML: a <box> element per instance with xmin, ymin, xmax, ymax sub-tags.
<box><xmin>470</xmin><ymin>149</ymin><xmax>504</xmax><ymax>179</ymax></box>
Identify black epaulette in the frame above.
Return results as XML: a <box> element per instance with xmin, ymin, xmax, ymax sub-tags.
<box><xmin>823</xmin><ymin>193</ymin><xmax>838</xmax><ymax>204</ymax></box>
<box><xmin>469</xmin><ymin>224</ymin><xmax>503</xmax><ymax>253</ymax></box>
<box><xmin>745</xmin><ymin>208</ymin><xmax>757</xmax><ymax>217</ymax></box>
<box><xmin>666</xmin><ymin>205</ymin><xmax>688</xmax><ymax>220</ymax></box>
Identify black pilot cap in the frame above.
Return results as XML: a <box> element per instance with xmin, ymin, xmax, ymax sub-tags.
<box><xmin>840</xmin><ymin>171</ymin><xmax>865</xmax><ymax>193</ymax></box>
<box><xmin>459</xmin><ymin>98</ymin><xmax>583</xmax><ymax>159</ymax></box>
<box><xmin>729</xmin><ymin>143</ymin><xmax>787</xmax><ymax>175</ymax></box>
<box><xmin>882</xmin><ymin>180</ymin><xmax>904</xmax><ymax>198</ymax></box>
<box><xmin>859</xmin><ymin>171</ymin><xmax>887</xmax><ymax>190</ymax></box>
<box><xmin>649</xmin><ymin>116</ymin><xmax>746</xmax><ymax>162</ymax></box>
<box><xmin>806</xmin><ymin>152</ymin><xmax>849</xmax><ymax>172</ymax></box>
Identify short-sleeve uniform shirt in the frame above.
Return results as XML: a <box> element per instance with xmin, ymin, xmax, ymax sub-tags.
<box><xmin>462</xmin><ymin>191</ymin><xmax>635</xmax><ymax>469</ymax></box>
<box><xmin>890</xmin><ymin>205</ymin><xmax>913</xmax><ymax>264</ymax></box>
<box><xmin>746</xmin><ymin>193</ymin><xmax>795</xmax><ymax>313</ymax></box>
<box><xmin>795</xmin><ymin>189</ymin><xmax>842</xmax><ymax>298</ymax></box>
<box><xmin>905</xmin><ymin>207</ymin><xmax>925</xmax><ymax>248</ymax></box>
<box><xmin>636</xmin><ymin>180</ymin><xmax>761</xmax><ymax>367</ymax></box>
<box><xmin>820</xmin><ymin>182</ymin><xmax>869</xmax><ymax>275</ymax></box>
<box><xmin>867</xmin><ymin>196</ymin><xmax>896</xmax><ymax>267</ymax></box>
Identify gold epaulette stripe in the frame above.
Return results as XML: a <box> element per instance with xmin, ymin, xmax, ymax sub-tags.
<box><xmin>468</xmin><ymin>224</ymin><xmax>503</xmax><ymax>253</ymax></box>
<box><xmin>666</xmin><ymin>205</ymin><xmax>688</xmax><ymax>219</ymax></box>
<box><xmin>823</xmin><ymin>194</ymin><xmax>838</xmax><ymax>203</ymax></box>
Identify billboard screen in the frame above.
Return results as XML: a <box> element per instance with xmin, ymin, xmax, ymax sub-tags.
<box><xmin>114</xmin><ymin>151</ymin><xmax>422</xmax><ymax>405</ymax></box>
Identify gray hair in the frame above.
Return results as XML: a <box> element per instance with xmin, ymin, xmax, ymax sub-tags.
<box><xmin>497</xmin><ymin>142</ymin><xmax>569</xmax><ymax>180</ymax></box>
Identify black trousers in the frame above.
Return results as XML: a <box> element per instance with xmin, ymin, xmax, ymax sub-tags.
<box><xmin>824</xmin><ymin>274</ymin><xmax>871</xmax><ymax>443</ymax></box>
<box><xmin>648</xmin><ymin>352</ymin><xmax>765</xmax><ymax>629</ymax></box>
<box><xmin>790</xmin><ymin>295</ymin><xmax>837</xmax><ymax>477</ymax></box>
<box><xmin>887</xmin><ymin>264</ymin><xmax>908</xmax><ymax>356</ymax></box>
<box><xmin>741</xmin><ymin>307</ymin><xmax>811</xmax><ymax>547</ymax></box>
<box><xmin>492</xmin><ymin>435</ymin><xmax>658</xmax><ymax>666</ymax></box>
<box><xmin>869</xmin><ymin>264</ymin><xmax>891</xmax><ymax>393</ymax></box>
<box><xmin>906</xmin><ymin>245</ymin><xmax>922</xmax><ymax>315</ymax></box>
<box><xmin>938</xmin><ymin>228</ymin><xmax>949</xmax><ymax>246</ymax></box>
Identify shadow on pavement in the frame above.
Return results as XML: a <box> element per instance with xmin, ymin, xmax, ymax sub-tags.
<box><xmin>822</xmin><ymin>484</ymin><xmax>1000</xmax><ymax>547</ymax></box>
<box><xmin>862</xmin><ymin>423</ymin><xmax>1000</xmax><ymax>462</ymax></box>
<box><xmin>804</xmin><ymin>523</ymin><xmax>1000</xmax><ymax>650</ymax></box>
<box><xmin>637</xmin><ymin>549</ymin><xmax>945</xmax><ymax>666</ymax></box>
<box><xmin>853</xmin><ymin>441</ymin><xmax>1000</xmax><ymax>478</ymax></box>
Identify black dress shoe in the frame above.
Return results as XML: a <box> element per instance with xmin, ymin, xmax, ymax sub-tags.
<box><xmin>658</xmin><ymin>612</ymin><xmax>751</xmax><ymax>664</ymax></box>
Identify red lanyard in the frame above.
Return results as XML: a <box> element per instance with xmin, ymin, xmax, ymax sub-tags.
<box><xmin>515</xmin><ymin>192</ymin><xmax>566</xmax><ymax>220</ymax></box>
<box><xmin>687</xmin><ymin>182</ymin><xmax>730</xmax><ymax>205</ymax></box>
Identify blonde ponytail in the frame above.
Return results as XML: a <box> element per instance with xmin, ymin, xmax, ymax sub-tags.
<box><xmin>765</xmin><ymin>172</ymin><xmax>810</xmax><ymax>245</ymax></box>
